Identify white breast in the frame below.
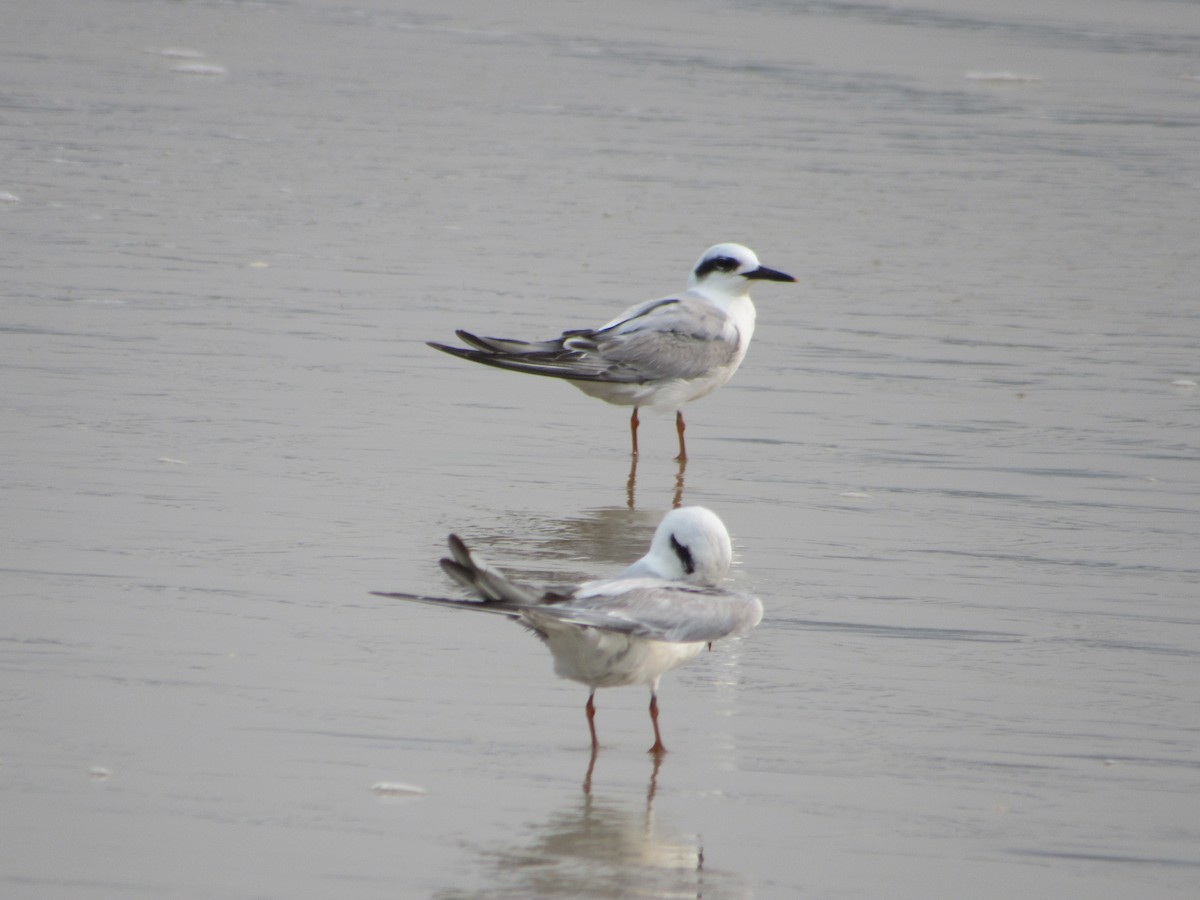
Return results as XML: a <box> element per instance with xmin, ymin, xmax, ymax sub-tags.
<box><xmin>541</xmin><ymin>626</ymin><xmax>705</xmax><ymax>689</ymax></box>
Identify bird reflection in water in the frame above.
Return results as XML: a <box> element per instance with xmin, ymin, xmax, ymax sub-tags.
<box><xmin>625</xmin><ymin>454</ymin><xmax>688</xmax><ymax>510</ymax></box>
<box><xmin>443</xmin><ymin>753</ymin><xmax>751</xmax><ymax>900</ymax></box>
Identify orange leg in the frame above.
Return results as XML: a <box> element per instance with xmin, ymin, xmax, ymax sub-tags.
<box><xmin>629</xmin><ymin>408</ymin><xmax>640</xmax><ymax>457</ymax></box>
<box><xmin>648</xmin><ymin>690</ymin><xmax>667</xmax><ymax>756</ymax></box>
<box><xmin>674</xmin><ymin>410</ymin><xmax>687</xmax><ymax>462</ymax></box>
<box><xmin>586</xmin><ymin>691</ymin><xmax>600</xmax><ymax>751</ymax></box>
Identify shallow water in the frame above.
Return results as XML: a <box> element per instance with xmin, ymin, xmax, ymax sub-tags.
<box><xmin>3</xmin><ymin>0</ymin><xmax>1198</xmax><ymax>897</ymax></box>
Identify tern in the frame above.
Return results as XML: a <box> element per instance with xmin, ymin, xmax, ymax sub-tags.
<box><xmin>428</xmin><ymin>243</ymin><xmax>795</xmax><ymax>460</ymax></box>
<box><xmin>372</xmin><ymin>506</ymin><xmax>762</xmax><ymax>754</ymax></box>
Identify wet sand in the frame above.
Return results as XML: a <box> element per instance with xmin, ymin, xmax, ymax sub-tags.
<box><xmin>3</xmin><ymin>0</ymin><xmax>1199</xmax><ymax>897</ymax></box>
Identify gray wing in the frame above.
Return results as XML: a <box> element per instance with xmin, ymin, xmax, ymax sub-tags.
<box><xmin>437</xmin><ymin>534</ymin><xmax>543</xmax><ymax>605</ymax></box>
<box><xmin>427</xmin><ymin>293</ymin><xmax>740</xmax><ymax>385</ymax></box>
<box><xmin>369</xmin><ymin>589</ymin><xmax>525</xmax><ymax>617</ymax></box>
<box><xmin>527</xmin><ymin>585</ymin><xmax>763</xmax><ymax>643</ymax></box>
<box><xmin>373</xmin><ymin>541</ymin><xmax>763</xmax><ymax>644</ymax></box>
<box><xmin>575</xmin><ymin>295</ymin><xmax>741</xmax><ymax>382</ymax></box>
<box><xmin>370</xmin><ymin>534</ymin><xmax>552</xmax><ymax>615</ymax></box>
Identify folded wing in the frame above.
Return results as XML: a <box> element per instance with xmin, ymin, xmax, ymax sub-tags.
<box><xmin>538</xmin><ymin>582</ymin><xmax>763</xmax><ymax>643</ymax></box>
<box><xmin>427</xmin><ymin>293</ymin><xmax>740</xmax><ymax>385</ymax></box>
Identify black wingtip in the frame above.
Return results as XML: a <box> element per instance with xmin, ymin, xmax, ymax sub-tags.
<box><xmin>455</xmin><ymin>330</ymin><xmax>518</xmax><ymax>353</ymax></box>
<box><xmin>427</xmin><ymin>341</ymin><xmax>484</xmax><ymax>362</ymax></box>
<box><xmin>446</xmin><ymin>534</ymin><xmax>473</xmax><ymax>565</ymax></box>
<box><xmin>428</xmin><ymin>335</ymin><xmax>506</xmax><ymax>360</ymax></box>
<box><xmin>439</xmin><ymin>557</ymin><xmax>476</xmax><ymax>586</ymax></box>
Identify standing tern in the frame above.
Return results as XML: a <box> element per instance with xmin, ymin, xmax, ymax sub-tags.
<box><xmin>372</xmin><ymin>506</ymin><xmax>763</xmax><ymax>755</ymax></box>
<box><xmin>428</xmin><ymin>243</ymin><xmax>795</xmax><ymax>460</ymax></box>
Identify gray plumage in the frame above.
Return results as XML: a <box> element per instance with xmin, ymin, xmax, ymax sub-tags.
<box><xmin>428</xmin><ymin>243</ymin><xmax>795</xmax><ymax>457</ymax></box>
<box><xmin>372</xmin><ymin>506</ymin><xmax>763</xmax><ymax>753</ymax></box>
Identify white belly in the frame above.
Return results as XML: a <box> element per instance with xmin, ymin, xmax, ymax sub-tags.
<box><xmin>540</xmin><ymin>626</ymin><xmax>705</xmax><ymax>689</ymax></box>
<box><xmin>571</xmin><ymin>363</ymin><xmax>741</xmax><ymax>411</ymax></box>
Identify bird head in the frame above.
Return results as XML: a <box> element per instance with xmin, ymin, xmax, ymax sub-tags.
<box><xmin>637</xmin><ymin>506</ymin><xmax>734</xmax><ymax>587</ymax></box>
<box><xmin>689</xmin><ymin>243</ymin><xmax>795</xmax><ymax>300</ymax></box>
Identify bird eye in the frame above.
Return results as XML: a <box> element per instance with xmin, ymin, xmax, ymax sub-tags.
<box><xmin>669</xmin><ymin>535</ymin><xmax>696</xmax><ymax>575</ymax></box>
<box><xmin>694</xmin><ymin>256</ymin><xmax>741</xmax><ymax>279</ymax></box>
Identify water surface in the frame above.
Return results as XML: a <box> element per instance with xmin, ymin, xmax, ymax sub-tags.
<box><xmin>3</xmin><ymin>0</ymin><xmax>1198</xmax><ymax>897</ymax></box>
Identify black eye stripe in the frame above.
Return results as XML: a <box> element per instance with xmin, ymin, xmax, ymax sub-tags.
<box><xmin>670</xmin><ymin>535</ymin><xmax>696</xmax><ymax>575</ymax></box>
<box><xmin>693</xmin><ymin>255</ymin><xmax>741</xmax><ymax>280</ymax></box>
